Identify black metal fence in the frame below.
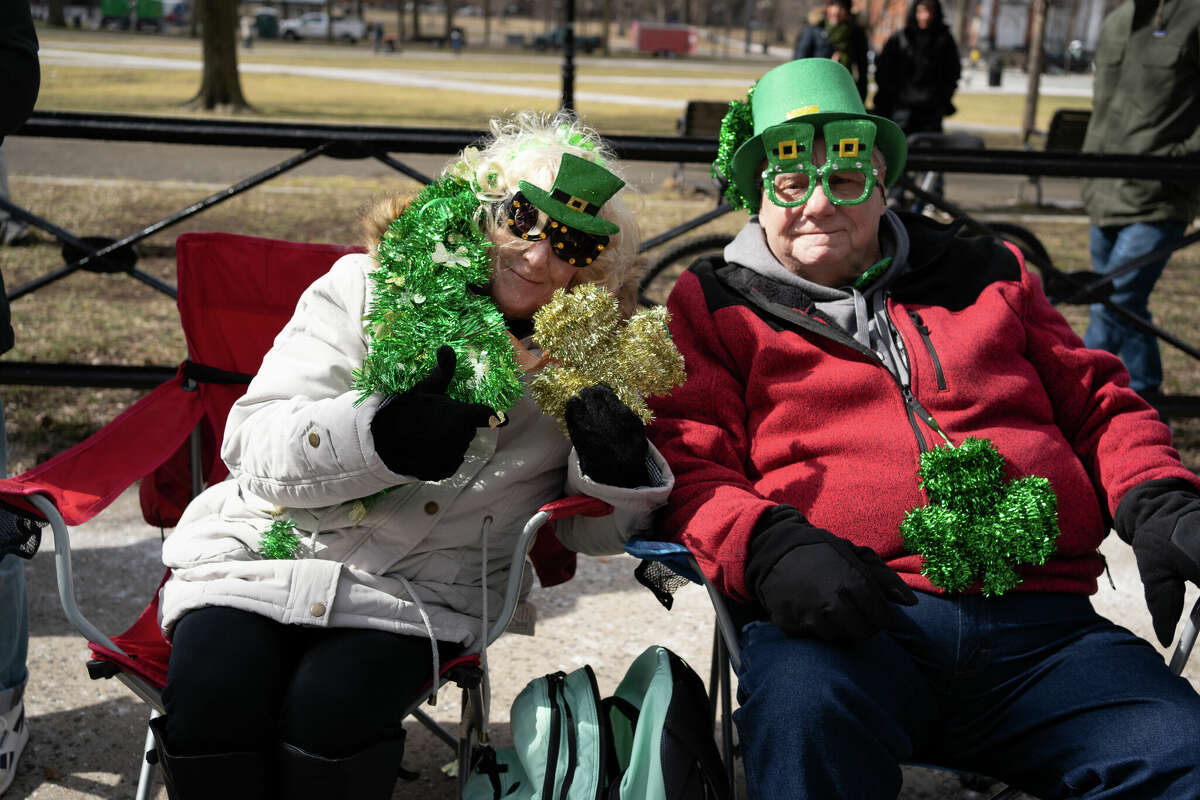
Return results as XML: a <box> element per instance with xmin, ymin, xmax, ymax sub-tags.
<box><xmin>3</xmin><ymin>111</ymin><xmax>1198</xmax><ymax>416</ymax></box>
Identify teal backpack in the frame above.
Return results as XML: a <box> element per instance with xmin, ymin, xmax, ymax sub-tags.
<box><xmin>463</xmin><ymin>645</ymin><xmax>730</xmax><ymax>800</ymax></box>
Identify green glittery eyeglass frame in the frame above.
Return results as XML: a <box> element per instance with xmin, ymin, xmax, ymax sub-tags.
<box><xmin>760</xmin><ymin>119</ymin><xmax>882</xmax><ymax>208</ymax></box>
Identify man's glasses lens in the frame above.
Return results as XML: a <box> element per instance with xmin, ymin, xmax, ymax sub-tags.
<box><xmin>770</xmin><ymin>172</ymin><xmax>814</xmax><ymax>206</ymax></box>
<box><xmin>825</xmin><ymin>170</ymin><xmax>871</xmax><ymax>203</ymax></box>
<box><xmin>505</xmin><ymin>192</ymin><xmax>544</xmax><ymax>239</ymax></box>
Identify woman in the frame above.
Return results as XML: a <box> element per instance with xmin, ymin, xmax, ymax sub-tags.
<box><xmin>151</xmin><ymin>112</ymin><xmax>674</xmax><ymax>800</ymax></box>
<box><xmin>872</xmin><ymin>0</ymin><xmax>961</xmax><ymax>136</ymax></box>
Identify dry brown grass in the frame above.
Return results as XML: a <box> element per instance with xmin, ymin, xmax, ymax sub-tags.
<box><xmin>4</xmin><ymin>174</ymin><xmax>1198</xmax><ymax>477</ymax></box>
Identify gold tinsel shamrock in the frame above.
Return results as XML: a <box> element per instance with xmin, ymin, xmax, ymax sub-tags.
<box><xmin>529</xmin><ymin>283</ymin><xmax>686</xmax><ymax>433</ymax></box>
<box><xmin>899</xmin><ymin>437</ymin><xmax>1060</xmax><ymax>595</ymax></box>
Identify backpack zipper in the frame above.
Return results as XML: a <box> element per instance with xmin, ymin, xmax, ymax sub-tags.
<box><xmin>558</xmin><ymin>680</ymin><xmax>578</xmax><ymax>800</ymax></box>
<box><xmin>907</xmin><ymin>311</ymin><xmax>947</xmax><ymax>391</ymax></box>
<box><xmin>543</xmin><ymin>672</ymin><xmax>565</xmax><ymax>800</ymax></box>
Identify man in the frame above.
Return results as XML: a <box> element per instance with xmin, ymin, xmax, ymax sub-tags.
<box><xmin>1080</xmin><ymin>0</ymin><xmax>1200</xmax><ymax>401</ymax></box>
<box><xmin>793</xmin><ymin>0</ymin><xmax>869</xmax><ymax>100</ymax></box>
<box><xmin>647</xmin><ymin>58</ymin><xmax>1200</xmax><ymax>798</ymax></box>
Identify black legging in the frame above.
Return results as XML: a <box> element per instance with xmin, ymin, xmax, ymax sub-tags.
<box><xmin>162</xmin><ymin>606</ymin><xmax>462</xmax><ymax>758</ymax></box>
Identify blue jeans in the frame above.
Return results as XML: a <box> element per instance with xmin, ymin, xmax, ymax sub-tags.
<box><xmin>734</xmin><ymin>592</ymin><xmax>1200</xmax><ymax>799</ymax></box>
<box><xmin>0</xmin><ymin>398</ymin><xmax>28</xmax><ymax>711</ymax></box>
<box><xmin>1085</xmin><ymin>221</ymin><xmax>1187</xmax><ymax>393</ymax></box>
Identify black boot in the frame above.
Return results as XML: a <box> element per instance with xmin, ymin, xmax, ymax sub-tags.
<box><xmin>276</xmin><ymin>731</ymin><xmax>406</xmax><ymax>800</ymax></box>
<box><xmin>148</xmin><ymin>715</ymin><xmax>271</xmax><ymax>800</ymax></box>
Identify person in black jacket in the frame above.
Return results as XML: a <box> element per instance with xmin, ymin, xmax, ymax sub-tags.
<box><xmin>793</xmin><ymin>0</ymin><xmax>870</xmax><ymax>100</ymax></box>
<box><xmin>872</xmin><ymin>0</ymin><xmax>961</xmax><ymax>136</ymax></box>
<box><xmin>0</xmin><ymin>1</ymin><xmax>39</xmax><ymax>794</ymax></box>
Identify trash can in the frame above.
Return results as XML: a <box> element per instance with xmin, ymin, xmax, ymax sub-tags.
<box><xmin>255</xmin><ymin>8</ymin><xmax>279</xmax><ymax>38</ymax></box>
<box><xmin>988</xmin><ymin>56</ymin><xmax>1003</xmax><ymax>87</ymax></box>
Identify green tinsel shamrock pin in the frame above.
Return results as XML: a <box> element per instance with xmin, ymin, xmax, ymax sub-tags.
<box><xmin>529</xmin><ymin>284</ymin><xmax>686</xmax><ymax>432</ymax></box>
<box><xmin>900</xmin><ymin>436</ymin><xmax>1060</xmax><ymax>595</ymax></box>
<box><xmin>712</xmin><ymin>89</ymin><xmax>755</xmax><ymax>212</ymax></box>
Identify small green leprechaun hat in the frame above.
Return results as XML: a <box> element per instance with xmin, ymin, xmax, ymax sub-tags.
<box><xmin>518</xmin><ymin>153</ymin><xmax>624</xmax><ymax>236</ymax></box>
<box><xmin>730</xmin><ymin>58</ymin><xmax>907</xmax><ymax>212</ymax></box>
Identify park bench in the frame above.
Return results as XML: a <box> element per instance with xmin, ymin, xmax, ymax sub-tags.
<box><xmin>1023</xmin><ymin>107</ymin><xmax>1092</xmax><ymax>206</ymax></box>
<box><xmin>674</xmin><ymin>99</ymin><xmax>730</xmax><ymax>191</ymax></box>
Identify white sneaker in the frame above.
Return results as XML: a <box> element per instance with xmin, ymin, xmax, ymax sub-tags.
<box><xmin>0</xmin><ymin>700</ymin><xmax>28</xmax><ymax>795</ymax></box>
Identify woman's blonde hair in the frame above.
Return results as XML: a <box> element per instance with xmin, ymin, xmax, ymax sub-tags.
<box><xmin>362</xmin><ymin>111</ymin><xmax>640</xmax><ymax>314</ymax></box>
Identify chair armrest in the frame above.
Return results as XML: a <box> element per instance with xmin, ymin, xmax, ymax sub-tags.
<box><xmin>0</xmin><ymin>370</ymin><xmax>202</xmax><ymax>525</ymax></box>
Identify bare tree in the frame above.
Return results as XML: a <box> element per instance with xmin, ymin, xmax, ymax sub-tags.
<box><xmin>483</xmin><ymin>0</ymin><xmax>492</xmax><ymax>46</ymax></box>
<box><xmin>326</xmin><ymin>0</ymin><xmax>335</xmax><ymax>40</ymax></box>
<box><xmin>397</xmin><ymin>0</ymin><xmax>407</xmax><ymax>44</ymax></box>
<box><xmin>444</xmin><ymin>0</ymin><xmax>456</xmax><ymax>38</ymax></box>
<box><xmin>413</xmin><ymin>0</ymin><xmax>422</xmax><ymax>40</ymax></box>
<box><xmin>186</xmin><ymin>0</ymin><xmax>252</xmax><ymax>111</ymax></box>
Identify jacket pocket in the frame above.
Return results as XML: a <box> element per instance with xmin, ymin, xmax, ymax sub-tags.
<box><xmin>1129</xmin><ymin>38</ymin><xmax>1185</xmax><ymax>116</ymax></box>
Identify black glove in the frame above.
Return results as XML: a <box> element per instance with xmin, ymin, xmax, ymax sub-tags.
<box><xmin>1117</xmin><ymin>478</ymin><xmax>1200</xmax><ymax>648</ymax></box>
<box><xmin>370</xmin><ymin>345</ymin><xmax>495</xmax><ymax>482</ymax></box>
<box><xmin>745</xmin><ymin>505</ymin><xmax>918</xmax><ymax>644</ymax></box>
<box><xmin>564</xmin><ymin>384</ymin><xmax>649</xmax><ymax>489</ymax></box>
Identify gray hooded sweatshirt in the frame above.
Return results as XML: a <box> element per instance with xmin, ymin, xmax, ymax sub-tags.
<box><xmin>723</xmin><ymin>209</ymin><xmax>913</xmax><ymax>384</ymax></box>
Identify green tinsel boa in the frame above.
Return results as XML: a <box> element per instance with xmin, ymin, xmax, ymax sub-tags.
<box><xmin>900</xmin><ymin>436</ymin><xmax>1060</xmax><ymax>595</ymax></box>
<box><xmin>713</xmin><ymin>89</ymin><xmax>756</xmax><ymax>212</ymax></box>
<box><xmin>352</xmin><ymin>177</ymin><xmax>524</xmax><ymax>414</ymax></box>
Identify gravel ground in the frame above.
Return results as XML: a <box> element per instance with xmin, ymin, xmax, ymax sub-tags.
<box><xmin>4</xmin><ymin>483</ymin><xmax>1198</xmax><ymax>800</ymax></box>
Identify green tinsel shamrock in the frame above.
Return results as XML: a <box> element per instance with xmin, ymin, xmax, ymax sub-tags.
<box><xmin>900</xmin><ymin>436</ymin><xmax>1060</xmax><ymax>595</ymax></box>
<box><xmin>259</xmin><ymin>518</ymin><xmax>302</xmax><ymax>560</ymax></box>
<box><xmin>712</xmin><ymin>89</ymin><xmax>755</xmax><ymax>212</ymax></box>
<box><xmin>530</xmin><ymin>284</ymin><xmax>686</xmax><ymax>433</ymax></box>
<box><xmin>352</xmin><ymin>177</ymin><xmax>524</xmax><ymax>415</ymax></box>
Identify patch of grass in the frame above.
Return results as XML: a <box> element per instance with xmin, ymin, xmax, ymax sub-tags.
<box><xmin>37</xmin><ymin>30</ymin><xmax>1091</xmax><ymax>135</ymax></box>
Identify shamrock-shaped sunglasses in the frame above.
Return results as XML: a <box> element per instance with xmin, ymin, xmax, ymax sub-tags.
<box><xmin>503</xmin><ymin>192</ymin><xmax>609</xmax><ymax>267</ymax></box>
<box><xmin>761</xmin><ymin>119</ymin><xmax>881</xmax><ymax>208</ymax></box>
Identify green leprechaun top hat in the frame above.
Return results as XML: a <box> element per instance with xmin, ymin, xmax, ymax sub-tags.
<box><xmin>518</xmin><ymin>153</ymin><xmax>624</xmax><ymax>236</ymax></box>
<box><xmin>730</xmin><ymin>58</ymin><xmax>907</xmax><ymax>213</ymax></box>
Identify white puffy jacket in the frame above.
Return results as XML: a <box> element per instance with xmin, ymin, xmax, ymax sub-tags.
<box><xmin>158</xmin><ymin>253</ymin><xmax>674</xmax><ymax>647</ymax></box>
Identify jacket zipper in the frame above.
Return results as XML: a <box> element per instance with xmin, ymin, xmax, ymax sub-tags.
<box><xmin>727</xmin><ymin>277</ymin><xmax>942</xmax><ymax>455</ymax></box>
<box><xmin>907</xmin><ymin>311</ymin><xmax>947</xmax><ymax>390</ymax></box>
<box><xmin>543</xmin><ymin>673</ymin><xmax>565</xmax><ymax>800</ymax></box>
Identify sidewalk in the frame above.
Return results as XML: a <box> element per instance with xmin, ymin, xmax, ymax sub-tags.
<box><xmin>6</xmin><ymin>485</ymin><xmax>1197</xmax><ymax>799</ymax></box>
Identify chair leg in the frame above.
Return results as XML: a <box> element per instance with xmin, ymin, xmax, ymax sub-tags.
<box><xmin>136</xmin><ymin>718</ymin><xmax>158</xmax><ymax>800</ymax></box>
<box><xmin>276</xmin><ymin>733</ymin><xmax>405</xmax><ymax>800</ymax></box>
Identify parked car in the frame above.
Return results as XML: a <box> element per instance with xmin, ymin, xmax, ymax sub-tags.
<box><xmin>530</xmin><ymin>26</ymin><xmax>602</xmax><ymax>53</ymax></box>
<box><xmin>278</xmin><ymin>12</ymin><xmax>368</xmax><ymax>43</ymax></box>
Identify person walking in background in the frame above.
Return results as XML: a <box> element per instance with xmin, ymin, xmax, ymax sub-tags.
<box><xmin>793</xmin><ymin>0</ymin><xmax>870</xmax><ymax>100</ymax></box>
<box><xmin>872</xmin><ymin>0</ymin><xmax>961</xmax><ymax>137</ymax></box>
<box><xmin>1080</xmin><ymin>0</ymin><xmax>1200</xmax><ymax>403</ymax></box>
<box><xmin>0</xmin><ymin>0</ymin><xmax>39</xmax><ymax>793</ymax></box>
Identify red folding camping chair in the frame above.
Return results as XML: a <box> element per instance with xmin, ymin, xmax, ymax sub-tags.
<box><xmin>0</xmin><ymin>232</ymin><xmax>611</xmax><ymax>799</ymax></box>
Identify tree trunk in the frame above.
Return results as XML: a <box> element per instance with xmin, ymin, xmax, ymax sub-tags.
<box><xmin>397</xmin><ymin>0</ymin><xmax>406</xmax><ymax>42</ymax></box>
<box><xmin>601</xmin><ymin>0</ymin><xmax>611</xmax><ymax>54</ymax></box>
<box><xmin>48</xmin><ymin>0</ymin><xmax>67</xmax><ymax>27</ymax></box>
<box><xmin>412</xmin><ymin>0</ymin><xmax>421</xmax><ymax>40</ymax></box>
<box><xmin>483</xmin><ymin>0</ymin><xmax>491</xmax><ymax>46</ymax></box>
<box><xmin>186</xmin><ymin>0</ymin><xmax>252</xmax><ymax>111</ymax></box>
<box><xmin>1021</xmin><ymin>0</ymin><xmax>1048</xmax><ymax>143</ymax></box>
<box><xmin>444</xmin><ymin>0</ymin><xmax>455</xmax><ymax>37</ymax></box>
<box><xmin>191</xmin><ymin>0</ymin><xmax>201</xmax><ymax>37</ymax></box>
<box><xmin>326</xmin><ymin>0</ymin><xmax>334</xmax><ymax>40</ymax></box>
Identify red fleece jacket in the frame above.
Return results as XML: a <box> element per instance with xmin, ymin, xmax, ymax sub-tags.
<box><xmin>647</xmin><ymin>235</ymin><xmax>1198</xmax><ymax>603</ymax></box>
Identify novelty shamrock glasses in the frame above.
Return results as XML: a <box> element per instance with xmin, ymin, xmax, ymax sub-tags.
<box><xmin>503</xmin><ymin>191</ymin><xmax>610</xmax><ymax>267</ymax></box>
<box><xmin>760</xmin><ymin>119</ymin><xmax>881</xmax><ymax>208</ymax></box>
